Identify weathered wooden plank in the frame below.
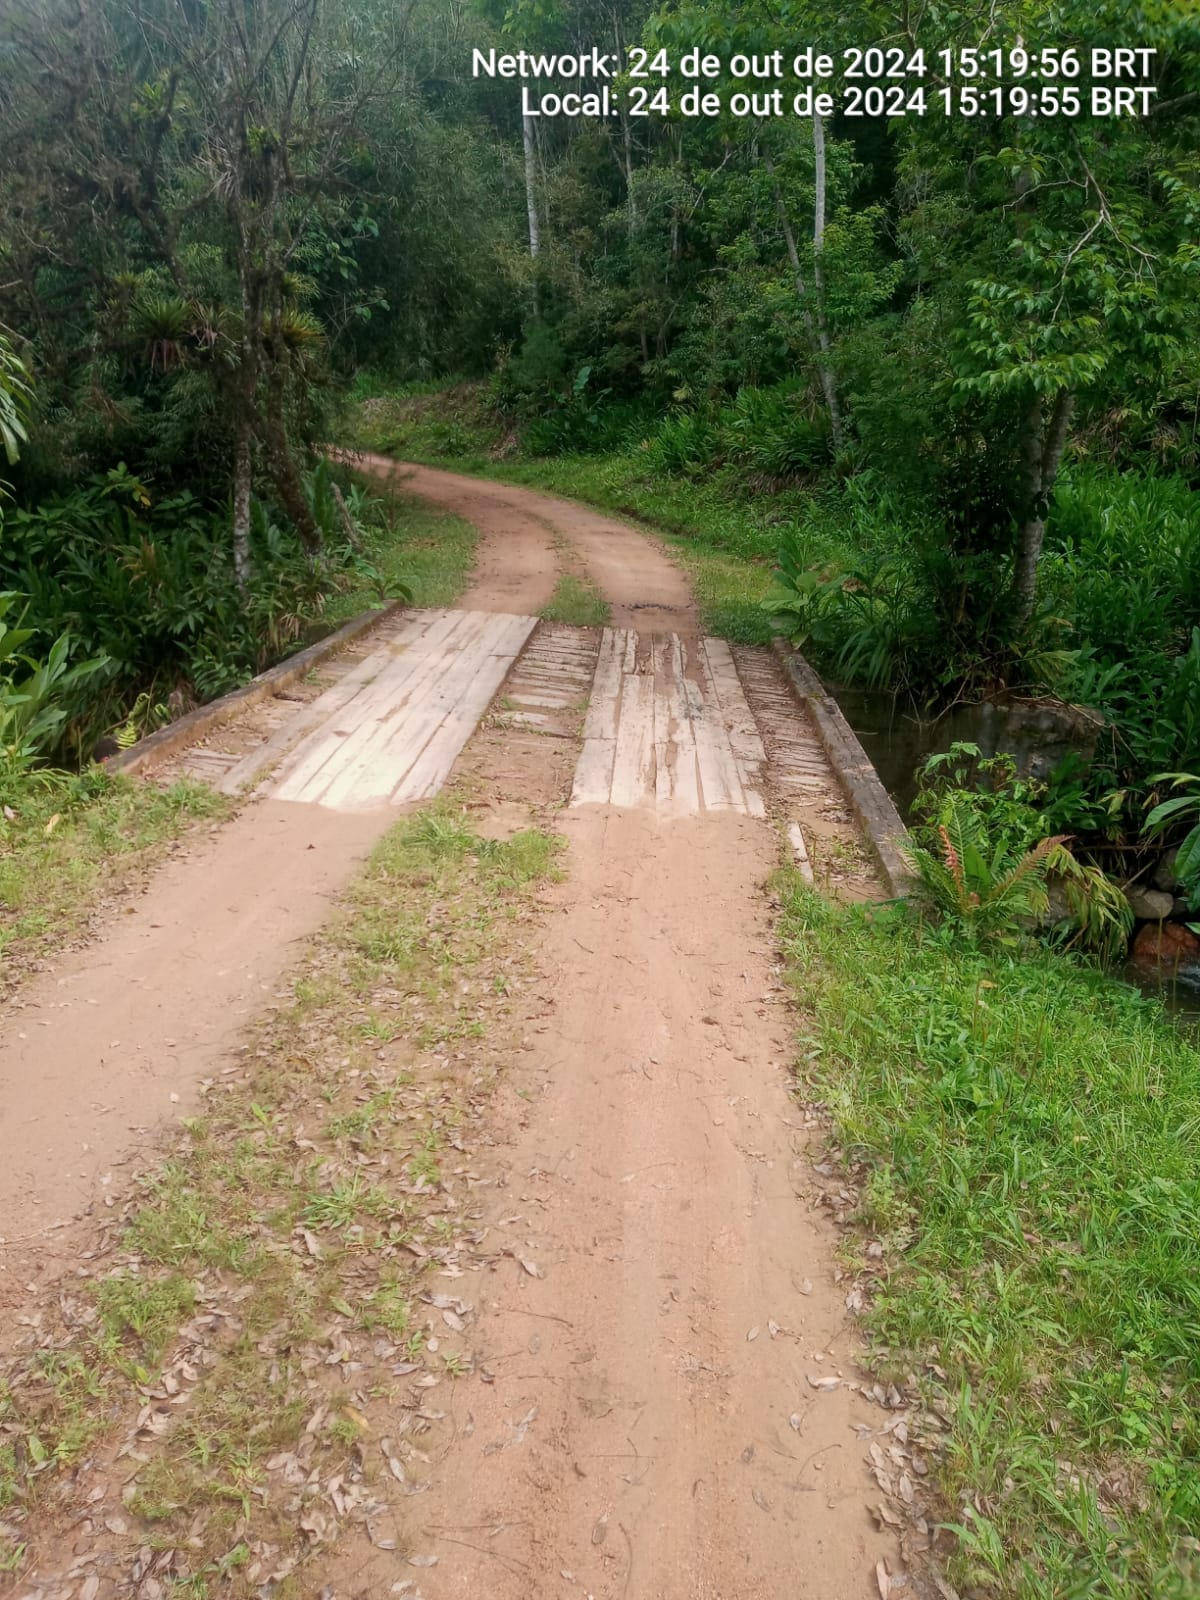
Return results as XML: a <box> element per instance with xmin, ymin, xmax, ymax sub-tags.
<box><xmin>701</xmin><ymin>637</ymin><xmax>766</xmax><ymax>817</ymax></box>
<box><xmin>510</xmin><ymin>691</ymin><xmax>576</xmax><ymax>709</ymax></box>
<box><xmin>281</xmin><ymin>609</ymin><xmax>491</xmax><ymax>806</ymax></box>
<box><xmin>571</xmin><ymin>737</ymin><xmax>617</xmax><ymax>806</ymax></box>
<box><xmin>610</xmin><ymin>670</ymin><xmax>656</xmax><ymax>810</ymax></box>
<box><xmin>581</xmin><ymin>628</ymin><xmax>628</xmax><ymax>743</ymax></box>
<box><xmin>788</xmin><ymin>822</ymin><xmax>815</xmax><ymax>883</ymax></box>
<box><xmin>398</xmin><ymin>614</ymin><xmax>538</xmax><ymax>803</ymax></box>
<box><xmin>218</xmin><ymin>638</ymin><xmax>401</xmax><ymax>795</ymax></box>
<box><xmin>653</xmin><ymin>635</ymin><xmax>700</xmax><ymax>817</ymax></box>
<box><xmin>269</xmin><ymin>609</ymin><xmax>467</xmax><ymax>802</ymax></box>
<box><xmin>320</xmin><ymin>611</ymin><xmax>523</xmax><ymax>811</ymax></box>
<box><xmin>666</xmin><ymin>638</ymin><xmax>743</xmax><ymax>813</ymax></box>
<box><xmin>690</xmin><ymin>699</ymin><xmax>746</xmax><ymax>815</ymax></box>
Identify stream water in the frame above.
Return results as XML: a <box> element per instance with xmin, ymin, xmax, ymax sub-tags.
<box><xmin>831</xmin><ymin>684</ymin><xmax>1200</xmax><ymax>1028</ymax></box>
<box><xmin>831</xmin><ymin>685</ymin><xmax>1096</xmax><ymax>817</ymax></box>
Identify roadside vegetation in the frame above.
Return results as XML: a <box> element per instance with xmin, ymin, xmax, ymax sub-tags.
<box><xmin>0</xmin><ymin>802</ymin><xmax>561</xmax><ymax>1588</ymax></box>
<box><xmin>323</xmin><ymin>489</ymin><xmax>477</xmax><ymax>623</ymax></box>
<box><xmin>779</xmin><ymin>873</ymin><xmax>1200</xmax><ymax>1600</ymax></box>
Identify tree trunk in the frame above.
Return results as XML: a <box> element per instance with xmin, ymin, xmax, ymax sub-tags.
<box><xmin>810</xmin><ymin>114</ymin><xmax>844</xmax><ymax>453</ymax></box>
<box><xmin>231</xmin><ymin>264</ymin><xmax>261</xmax><ymax>589</ymax></box>
<box><xmin>522</xmin><ymin>112</ymin><xmax>541</xmax><ymax>316</ymax></box>
<box><xmin>766</xmin><ymin>152</ymin><xmax>843</xmax><ymax>453</ymax></box>
<box><xmin>232</xmin><ymin>415</ymin><xmax>253</xmax><ymax>590</ymax></box>
<box><xmin>1013</xmin><ymin>387</ymin><xmax>1074</xmax><ymax>626</ymax></box>
<box><xmin>262</xmin><ymin>358</ymin><xmax>324</xmax><ymax>557</ymax></box>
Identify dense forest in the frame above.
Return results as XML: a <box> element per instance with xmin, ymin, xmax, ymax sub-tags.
<box><xmin>1</xmin><ymin>0</ymin><xmax>1198</xmax><ymax>889</ymax></box>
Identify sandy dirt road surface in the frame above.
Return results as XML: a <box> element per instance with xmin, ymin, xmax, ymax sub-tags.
<box><xmin>331</xmin><ymin>809</ymin><xmax>891</xmax><ymax>1599</ymax></box>
<box><xmin>2</xmin><ymin>461</ymin><xmax>899</xmax><ymax>1597</ymax></box>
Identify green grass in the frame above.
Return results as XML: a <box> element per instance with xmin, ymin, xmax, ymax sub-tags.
<box><xmin>779</xmin><ymin>878</ymin><xmax>1200</xmax><ymax>1600</ymax></box>
<box><xmin>345</xmin><ymin>378</ymin><xmax>502</xmax><ymax>473</ymax></box>
<box><xmin>0</xmin><ymin>771</ymin><xmax>228</xmax><ymax>991</ymax></box>
<box><xmin>321</xmin><ymin>487</ymin><xmax>477</xmax><ymax>626</ymax></box>
<box><xmin>539</xmin><ymin>572</ymin><xmax>610</xmax><ymax>627</ymax></box>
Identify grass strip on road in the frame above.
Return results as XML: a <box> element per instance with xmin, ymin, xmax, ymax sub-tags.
<box><xmin>0</xmin><ymin>803</ymin><xmax>561</xmax><ymax>1592</ymax></box>
<box><xmin>778</xmin><ymin>878</ymin><xmax>1200</xmax><ymax>1600</ymax></box>
<box><xmin>539</xmin><ymin>573</ymin><xmax>610</xmax><ymax>628</ymax></box>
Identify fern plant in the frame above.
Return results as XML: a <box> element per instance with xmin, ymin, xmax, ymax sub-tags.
<box><xmin>904</xmin><ymin>795</ymin><xmax>1066</xmax><ymax>943</ymax></box>
<box><xmin>112</xmin><ymin>690</ymin><xmax>171</xmax><ymax>750</ymax></box>
<box><xmin>905</xmin><ymin>788</ymin><xmax>1132</xmax><ymax>957</ymax></box>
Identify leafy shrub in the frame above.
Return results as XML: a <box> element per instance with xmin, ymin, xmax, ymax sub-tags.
<box><xmin>0</xmin><ymin>593</ymin><xmax>107</xmax><ymax>797</ymax></box>
<box><xmin>642</xmin><ymin>410</ymin><xmax>720</xmax><ymax>476</ymax></box>
<box><xmin>905</xmin><ymin>745</ymin><xmax>1133</xmax><ymax>957</ymax></box>
<box><xmin>1040</xmin><ymin>469</ymin><xmax>1200</xmax><ymax>782</ymax></box>
<box><xmin>720</xmin><ymin>384</ymin><xmax>831</xmax><ymax>481</ymax></box>
<box><xmin>0</xmin><ymin>335</ymin><xmax>32</xmax><ymax>469</ymax></box>
<box><xmin>0</xmin><ymin>464</ymin><xmax>386</xmax><ymax>752</ymax></box>
<box><xmin>763</xmin><ymin>544</ymin><xmax>947</xmax><ymax>693</ymax></box>
<box><xmin>1144</xmin><ymin>772</ymin><xmax>1200</xmax><ymax>915</ymax></box>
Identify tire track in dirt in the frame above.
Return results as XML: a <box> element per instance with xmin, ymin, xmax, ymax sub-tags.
<box><xmin>0</xmin><ymin>804</ymin><xmax>394</xmax><ymax>1321</ymax></box>
<box><xmin>352</xmin><ymin>457</ymin><xmax>696</xmax><ymax>634</ymax></box>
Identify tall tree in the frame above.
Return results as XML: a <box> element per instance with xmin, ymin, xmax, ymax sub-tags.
<box><xmin>0</xmin><ymin>0</ymin><xmax>408</xmax><ymax>577</ymax></box>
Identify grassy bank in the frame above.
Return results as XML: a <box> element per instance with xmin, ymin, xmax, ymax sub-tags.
<box><xmin>0</xmin><ymin>773</ymin><xmax>228</xmax><ymax>994</ymax></box>
<box><xmin>0</xmin><ymin>803</ymin><xmax>560</xmax><ymax>1588</ymax></box>
<box><xmin>779</xmin><ymin>878</ymin><xmax>1200</xmax><ymax>1600</ymax></box>
<box><xmin>322</xmin><ymin>486</ymin><xmax>477</xmax><ymax>627</ymax></box>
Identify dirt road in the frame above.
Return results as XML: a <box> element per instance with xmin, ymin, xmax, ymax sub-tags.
<box><xmin>331</xmin><ymin>810</ymin><xmax>889</xmax><ymax>1600</ymax></box>
<box><xmin>353</xmin><ymin>456</ymin><xmax>696</xmax><ymax>633</ymax></box>
<box><xmin>2</xmin><ymin>464</ymin><xmax>897</xmax><ymax>1597</ymax></box>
